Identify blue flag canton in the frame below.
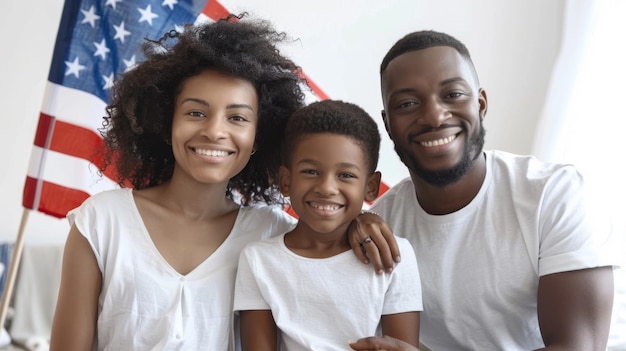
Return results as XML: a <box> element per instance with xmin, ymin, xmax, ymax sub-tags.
<box><xmin>48</xmin><ymin>0</ymin><xmax>205</xmax><ymax>102</ymax></box>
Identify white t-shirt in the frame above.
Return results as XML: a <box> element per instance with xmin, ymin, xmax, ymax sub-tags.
<box><xmin>68</xmin><ymin>189</ymin><xmax>296</xmax><ymax>351</ymax></box>
<box><xmin>371</xmin><ymin>150</ymin><xmax>615</xmax><ymax>351</ymax></box>
<box><xmin>233</xmin><ymin>233</ymin><xmax>422</xmax><ymax>351</ymax></box>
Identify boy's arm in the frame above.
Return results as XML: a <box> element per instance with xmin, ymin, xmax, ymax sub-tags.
<box><xmin>536</xmin><ymin>266</ymin><xmax>614</xmax><ymax>350</ymax></box>
<box><xmin>240</xmin><ymin>310</ymin><xmax>278</xmax><ymax>351</ymax></box>
<box><xmin>348</xmin><ymin>212</ymin><xmax>400</xmax><ymax>274</ymax></box>
<box><xmin>381</xmin><ymin>311</ymin><xmax>420</xmax><ymax>346</ymax></box>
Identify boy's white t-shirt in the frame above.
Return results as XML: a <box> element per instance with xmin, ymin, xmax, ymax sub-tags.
<box><xmin>234</xmin><ymin>233</ymin><xmax>422</xmax><ymax>351</ymax></box>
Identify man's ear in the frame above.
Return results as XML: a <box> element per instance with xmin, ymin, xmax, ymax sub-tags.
<box><xmin>278</xmin><ymin>166</ymin><xmax>291</xmax><ymax>196</ymax></box>
<box><xmin>381</xmin><ymin>110</ymin><xmax>391</xmax><ymax>137</ymax></box>
<box><xmin>478</xmin><ymin>88</ymin><xmax>488</xmax><ymax>121</ymax></box>
<box><xmin>364</xmin><ymin>171</ymin><xmax>382</xmax><ymax>202</ymax></box>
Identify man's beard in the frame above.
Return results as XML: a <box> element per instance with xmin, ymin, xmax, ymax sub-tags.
<box><xmin>395</xmin><ymin>123</ymin><xmax>486</xmax><ymax>188</ymax></box>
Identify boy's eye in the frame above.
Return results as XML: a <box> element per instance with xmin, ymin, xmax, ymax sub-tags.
<box><xmin>300</xmin><ymin>169</ymin><xmax>318</xmax><ymax>175</ymax></box>
<box><xmin>339</xmin><ymin>172</ymin><xmax>356</xmax><ymax>179</ymax></box>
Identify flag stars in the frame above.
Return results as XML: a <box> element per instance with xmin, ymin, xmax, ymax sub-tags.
<box><xmin>102</xmin><ymin>73</ymin><xmax>115</xmax><ymax>90</ymax></box>
<box><xmin>162</xmin><ymin>0</ymin><xmax>178</xmax><ymax>11</ymax></box>
<box><xmin>123</xmin><ymin>55</ymin><xmax>137</xmax><ymax>72</ymax></box>
<box><xmin>64</xmin><ymin>57</ymin><xmax>86</xmax><ymax>78</ymax></box>
<box><xmin>138</xmin><ymin>5</ymin><xmax>159</xmax><ymax>26</ymax></box>
<box><xmin>113</xmin><ymin>21</ymin><xmax>131</xmax><ymax>43</ymax></box>
<box><xmin>80</xmin><ymin>5</ymin><xmax>100</xmax><ymax>28</ymax></box>
<box><xmin>105</xmin><ymin>0</ymin><xmax>122</xmax><ymax>10</ymax></box>
<box><xmin>93</xmin><ymin>39</ymin><xmax>110</xmax><ymax>59</ymax></box>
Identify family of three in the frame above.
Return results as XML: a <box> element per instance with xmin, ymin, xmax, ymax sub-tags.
<box><xmin>49</xmin><ymin>12</ymin><xmax>615</xmax><ymax>351</ymax></box>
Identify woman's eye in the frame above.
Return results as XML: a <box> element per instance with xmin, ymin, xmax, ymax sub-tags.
<box><xmin>188</xmin><ymin>111</ymin><xmax>205</xmax><ymax>118</ymax></box>
<box><xmin>229</xmin><ymin>115</ymin><xmax>248</xmax><ymax>122</ymax></box>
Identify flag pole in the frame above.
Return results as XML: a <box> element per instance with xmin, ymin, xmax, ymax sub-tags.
<box><xmin>0</xmin><ymin>208</ymin><xmax>30</xmax><ymax>329</ymax></box>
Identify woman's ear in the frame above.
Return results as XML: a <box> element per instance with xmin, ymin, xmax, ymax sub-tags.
<box><xmin>278</xmin><ymin>166</ymin><xmax>291</xmax><ymax>196</ymax></box>
<box><xmin>364</xmin><ymin>171</ymin><xmax>382</xmax><ymax>202</ymax></box>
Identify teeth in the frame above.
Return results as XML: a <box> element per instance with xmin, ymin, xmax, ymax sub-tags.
<box><xmin>420</xmin><ymin>135</ymin><xmax>456</xmax><ymax>147</ymax></box>
<box><xmin>311</xmin><ymin>203</ymin><xmax>340</xmax><ymax>211</ymax></box>
<box><xmin>195</xmin><ymin>148</ymin><xmax>229</xmax><ymax>157</ymax></box>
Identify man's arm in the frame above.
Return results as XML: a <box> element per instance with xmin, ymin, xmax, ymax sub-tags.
<box><xmin>536</xmin><ymin>266</ymin><xmax>614</xmax><ymax>351</ymax></box>
<box><xmin>348</xmin><ymin>212</ymin><xmax>401</xmax><ymax>274</ymax></box>
<box><xmin>240</xmin><ymin>310</ymin><xmax>278</xmax><ymax>351</ymax></box>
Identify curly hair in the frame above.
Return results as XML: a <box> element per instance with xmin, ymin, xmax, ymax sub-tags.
<box><xmin>282</xmin><ymin>100</ymin><xmax>381</xmax><ymax>174</ymax></box>
<box><xmin>380</xmin><ymin>30</ymin><xmax>479</xmax><ymax>84</ymax></box>
<box><xmin>100</xmin><ymin>13</ymin><xmax>306</xmax><ymax>205</ymax></box>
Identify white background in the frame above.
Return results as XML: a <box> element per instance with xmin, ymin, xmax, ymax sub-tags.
<box><xmin>0</xmin><ymin>0</ymin><xmax>564</xmax><ymax>244</ymax></box>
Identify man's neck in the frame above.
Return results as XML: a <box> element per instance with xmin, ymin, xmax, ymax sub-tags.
<box><xmin>410</xmin><ymin>153</ymin><xmax>487</xmax><ymax>215</ymax></box>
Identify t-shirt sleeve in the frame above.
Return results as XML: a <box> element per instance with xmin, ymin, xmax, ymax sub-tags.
<box><xmin>66</xmin><ymin>193</ymin><xmax>107</xmax><ymax>271</ymax></box>
<box><xmin>233</xmin><ymin>245</ymin><xmax>271</xmax><ymax>312</ymax></box>
<box><xmin>382</xmin><ymin>238</ymin><xmax>423</xmax><ymax>315</ymax></box>
<box><xmin>538</xmin><ymin>166</ymin><xmax>617</xmax><ymax>276</ymax></box>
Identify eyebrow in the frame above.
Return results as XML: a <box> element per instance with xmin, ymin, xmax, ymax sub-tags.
<box><xmin>439</xmin><ymin>77</ymin><xmax>469</xmax><ymax>87</ymax></box>
<box><xmin>180</xmin><ymin>97</ymin><xmax>255</xmax><ymax>111</ymax></box>
<box><xmin>388</xmin><ymin>77</ymin><xmax>470</xmax><ymax>98</ymax></box>
<box><xmin>297</xmin><ymin>158</ymin><xmax>362</xmax><ymax>171</ymax></box>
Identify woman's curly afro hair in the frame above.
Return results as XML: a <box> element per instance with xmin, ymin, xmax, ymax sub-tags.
<box><xmin>100</xmin><ymin>13</ymin><xmax>306</xmax><ymax>205</ymax></box>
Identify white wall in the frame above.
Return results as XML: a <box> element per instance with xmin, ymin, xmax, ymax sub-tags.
<box><xmin>0</xmin><ymin>0</ymin><xmax>565</xmax><ymax>244</ymax></box>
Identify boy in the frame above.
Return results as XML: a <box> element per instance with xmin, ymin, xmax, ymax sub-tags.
<box><xmin>233</xmin><ymin>100</ymin><xmax>422</xmax><ymax>350</ymax></box>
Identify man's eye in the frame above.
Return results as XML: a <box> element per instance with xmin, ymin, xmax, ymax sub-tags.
<box><xmin>398</xmin><ymin>101</ymin><xmax>417</xmax><ymax>108</ymax></box>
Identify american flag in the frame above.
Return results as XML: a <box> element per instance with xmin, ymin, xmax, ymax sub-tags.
<box><xmin>22</xmin><ymin>0</ymin><xmax>386</xmax><ymax>219</ymax></box>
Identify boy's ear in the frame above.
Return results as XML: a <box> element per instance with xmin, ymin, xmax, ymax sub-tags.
<box><xmin>278</xmin><ymin>166</ymin><xmax>291</xmax><ymax>196</ymax></box>
<box><xmin>364</xmin><ymin>171</ymin><xmax>382</xmax><ymax>202</ymax></box>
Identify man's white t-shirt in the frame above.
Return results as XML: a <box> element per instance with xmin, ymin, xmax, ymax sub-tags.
<box><xmin>371</xmin><ymin>150</ymin><xmax>615</xmax><ymax>350</ymax></box>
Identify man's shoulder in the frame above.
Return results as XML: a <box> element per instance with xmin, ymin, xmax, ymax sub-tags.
<box><xmin>488</xmin><ymin>150</ymin><xmax>581</xmax><ymax>182</ymax></box>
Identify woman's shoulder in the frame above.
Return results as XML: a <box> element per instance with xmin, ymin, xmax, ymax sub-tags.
<box><xmin>237</xmin><ymin>204</ymin><xmax>296</xmax><ymax>238</ymax></box>
<box><xmin>74</xmin><ymin>188</ymin><xmax>132</xmax><ymax>211</ymax></box>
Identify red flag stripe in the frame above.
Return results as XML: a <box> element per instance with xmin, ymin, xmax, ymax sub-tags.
<box><xmin>297</xmin><ymin>71</ymin><xmax>330</xmax><ymax>101</ymax></box>
<box><xmin>23</xmin><ymin>176</ymin><xmax>91</xmax><ymax>218</ymax></box>
<box><xmin>201</xmin><ymin>0</ymin><xmax>230</xmax><ymax>20</ymax></box>
<box><xmin>32</xmin><ymin>113</ymin><xmax>54</xmax><ymax>148</ymax></box>
<box><xmin>49</xmin><ymin>120</ymin><xmax>102</xmax><ymax>163</ymax></box>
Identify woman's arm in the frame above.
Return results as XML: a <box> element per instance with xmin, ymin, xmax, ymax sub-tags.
<box><xmin>50</xmin><ymin>224</ymin><xmax>101</xmax><ymax>351</ymax></box>
<box><xmin>240</xmin><ymin>310</ymin><xmax>278</xmax><ymax>351</ymax></box>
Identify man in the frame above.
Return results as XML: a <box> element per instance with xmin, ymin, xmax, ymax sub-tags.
<box><xmin>352</xmin><ymin>31</ymin><xmax>615</xmax><ymax>351</ymax></box>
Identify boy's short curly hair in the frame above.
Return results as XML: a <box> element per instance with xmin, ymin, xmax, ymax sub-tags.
<box><xmin>101</xmin><ymin>13</ymin><xmax>306</xmax><ymax>205</ymax></box>
<box><xmin>282</xmin><ymin>100</ymin><xmax>381</xmax><ymax>174</ymax></box>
